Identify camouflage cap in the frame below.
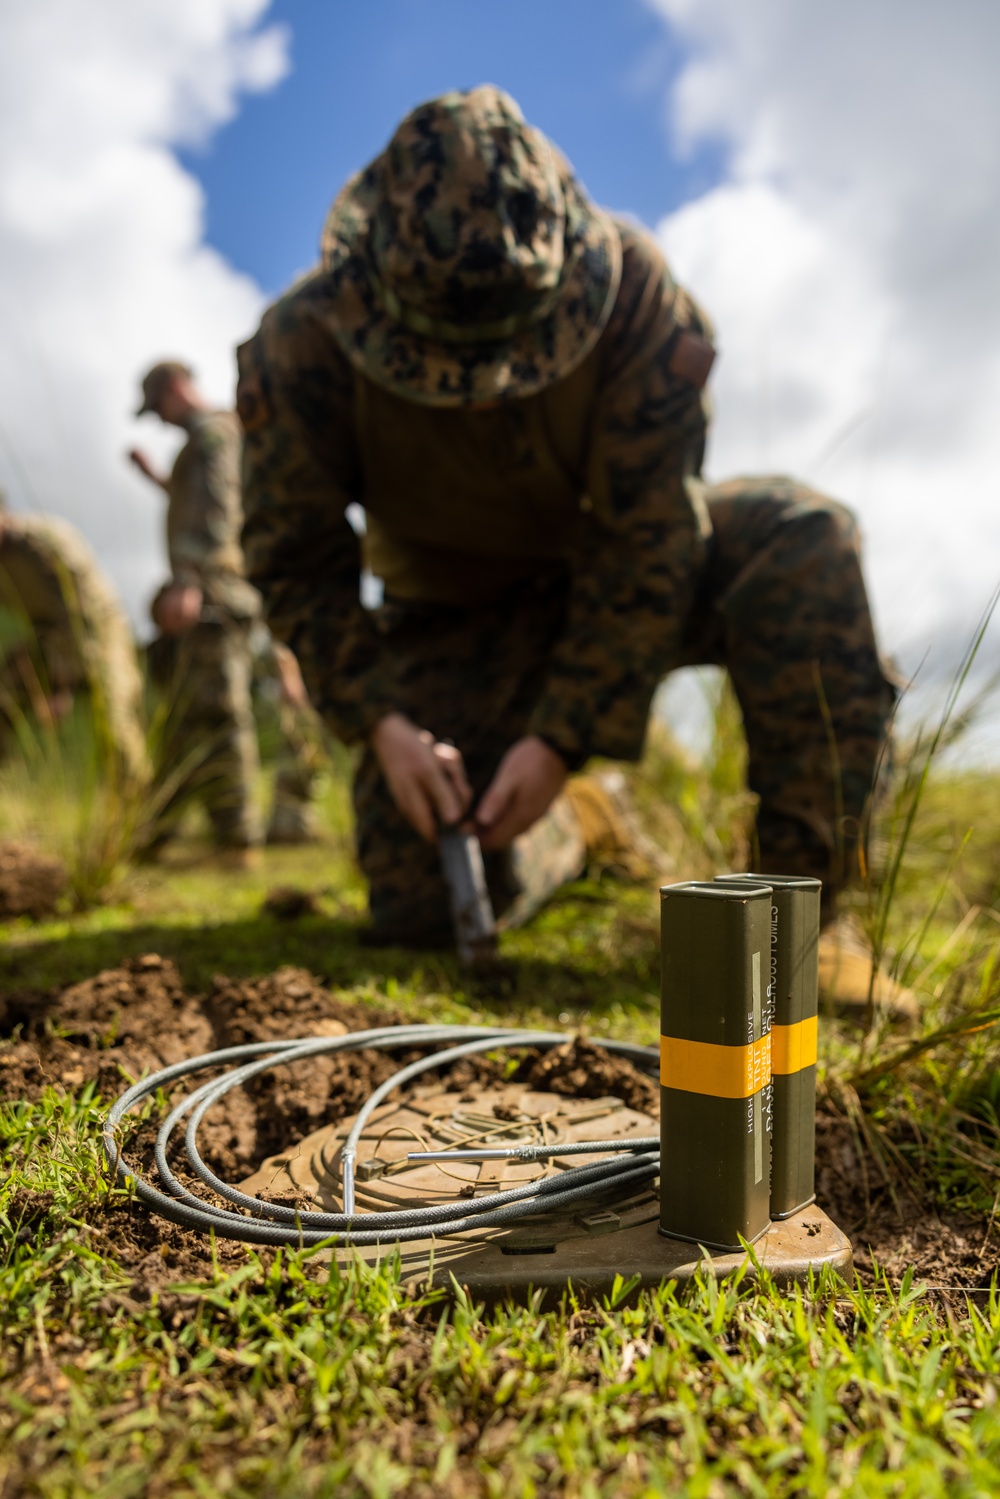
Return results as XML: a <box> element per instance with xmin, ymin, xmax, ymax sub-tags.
<box><xmin>320</xmin><ymin>85</ymin><xmax>622</xmax><ymax>407</ymax></box>
<box><xmin>136</xmin><ymin>360</ymin><xmax>193</xmax><ymax>417</ymax></box>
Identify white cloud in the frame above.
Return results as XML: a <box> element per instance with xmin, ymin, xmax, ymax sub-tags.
<box><xmin>0</xmin><ymin>0</ymin><xmax>288</xmax><ymax>629</ymax></box>
<box><xmin>649</xmin><ymin>0</ymin><xmax>1000</xmax><ymax>680</ymax></box>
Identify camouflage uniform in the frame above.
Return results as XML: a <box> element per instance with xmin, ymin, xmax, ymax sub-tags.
<box><xmin>237</xmin><ymin>86</ymin><xmax>892</xmax><ymax>940</ymax></box>
<box><xmin>150</xmin><ymin>411</ymin><xmax>323</xmax><ymax>849</ymax></box>
<box><xmin>149</xmin><ymin>410</ymin><xmax>263</xmax><ymax>849</ymax></box>
<box><xmin>252</xmin><ymin>630</ymin><xmax>325</xmax><ymax>844</ymax></box>
<box><xmin>0</xmin><ymin>507</ymin><xmax>147</xmax><ymax>784</ymax></box>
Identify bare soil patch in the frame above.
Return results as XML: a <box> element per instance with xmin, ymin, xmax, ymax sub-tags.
<box><xmin>2</xmin><ymin>958</ymin><xmax>664</xmax><ymax>1291</ymax></box>
<box><xmin>815</xmin><ymin>1102</ymin><xmax>999</xmax><ymax>1292</ymax></box>
<box><xmin>3</xmin><ymin>956</ymin><xmax>996</xmax><ymax>1294</ymax></box>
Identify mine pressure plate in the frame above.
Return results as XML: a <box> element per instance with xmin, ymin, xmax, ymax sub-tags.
<box><xmin>240</xmin><ymin>1082</ymin><xmax>852</xmax><ymax>1303</ymax></box>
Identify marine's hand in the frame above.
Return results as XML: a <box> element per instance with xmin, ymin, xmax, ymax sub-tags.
<box><xmin>127</xmin><ymin>448</ymin><xmax>167</xmax><ymax>488</ymax></box>
<box><xmin>154</xmin><ymin>582</ymin><xmax>202</xmax><ymax>635</ymax></box>
<box><xmin>476</xmin><ymin>736</ymin><xmax>567</xmax><ymax>850</ymax></box>
<box><xmin>272</xmin><ymin>642</ymin><xmax>309</xmax><ymax>709</ymax></box>
<box><xmin>372</xmin><ymin>712</ymin><xmax>472</xmax><ymax>842</ymax></box>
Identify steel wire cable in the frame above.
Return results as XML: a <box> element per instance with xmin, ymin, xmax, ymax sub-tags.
<box><xmin>104</xmin><ymin>1025</ymin><xmax>661</xmax><ymax>1248</ymax></box>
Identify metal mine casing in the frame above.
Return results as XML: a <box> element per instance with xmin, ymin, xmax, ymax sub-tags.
<box><xmin>716</xmin><ymin>874</ymin><xmax>822</xmax><ymax>1219</ymax></box>
<box><xmin>659</xmin><ymin>881</ymin><xmax>773</xmax><ymax>1251</ymax></box>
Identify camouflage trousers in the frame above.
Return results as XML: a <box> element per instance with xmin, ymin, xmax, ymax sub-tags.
<box><xmin>355</xmin><ymin>477</ymin><xmax>895</xmax><ymax>942</ymax></box>
<box><xmin>150</xmin><ymin>617</ymin><xmax>262</xmax><ymax>850</ymax></box>
<box><xmin>265</xmin><ymin>697</ymin><xmax>325</xmax><ymax>844</ymax></box>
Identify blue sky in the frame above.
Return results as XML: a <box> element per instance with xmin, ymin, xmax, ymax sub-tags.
<box><xmin>180</xmin><ymin>0</ymin><xmax>724</xmax><ymax>296</ymax></box>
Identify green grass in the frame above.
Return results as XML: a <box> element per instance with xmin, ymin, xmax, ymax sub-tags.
<box><xmin>3</xmin><ymin>1087</ymin><xmax>1000</xmax><ymax>1498</ymax></box>
<box><xmin>3</xmin><ymin>693</ymin><xmax>1000</xmax><ymax>1496</ymax></box>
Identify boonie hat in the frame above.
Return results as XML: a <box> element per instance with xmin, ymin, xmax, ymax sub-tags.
<box><xmin>320</xmin><ymin>85</ymin><xmax>622</xmax><ymax>407</ymax></box>
<box><xmin>136</xmin><ymin>361</ymin><xmax>193</xmax><ymax>417</ymax></box>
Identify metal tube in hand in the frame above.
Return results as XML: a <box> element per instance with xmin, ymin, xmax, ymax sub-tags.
<box><xmin>438</xmin><ymin>824</ymin><xmax>497</xmax><ymax>964</ymax></box>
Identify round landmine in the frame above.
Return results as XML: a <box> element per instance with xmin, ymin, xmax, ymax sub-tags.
<box><xmin>237</xmin><ymin>1082</ymin><xmax>852</xmax><ymax>1302</ymax></box>
<box><xmin>239</xmin><ymin>1083</ymin><xmax>660</xmax><ymax>1248</ymax></box>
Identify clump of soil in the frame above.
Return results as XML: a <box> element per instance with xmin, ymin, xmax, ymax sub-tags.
<box><xmin>0</xmin><ymin>839</ymin><xmax>68</xmax><ymax>920</ymax></box>
<box><xmin>0</xmin><ymin>953</ymin><xmax>212</xmax><ymax>1104</ymax></box>
<box><xmin>419</xmin><ymin>1037</ymin><xmax>659</xmax><ymax>1117</ymax></box>
<box><xmin>261</xmin><ymin>885</ymin><xmax>321</xmax><ymax>920</ymax></box>
<box><xmin>204</xmin><ymin>967</ymin><xmax>408</xmax><ymax>1160</ymax></box>
<box><xmin>54</xmin><ymin>954</ymin><xmax>213</xmax><ymax>1068</ymax></box>
<box><xmin>206</xmin><ymin>966</ymin><xmax>403</xmax><ymax>1049</ymax></box>
<box><xmin>515</xmin><ymin>1036</ymin><xmax>658</xmax><ymax>1115</ymax></box>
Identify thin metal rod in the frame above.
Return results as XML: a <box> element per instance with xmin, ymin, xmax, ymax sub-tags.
<box><xmin>407</xmin><ymin>1136</ymin><xmax>659</xmax><ymax>1163</ymax></box>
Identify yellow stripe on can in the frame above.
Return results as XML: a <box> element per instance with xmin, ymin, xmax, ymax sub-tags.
<box><xmin>770</xmin><ymin>1015</ymin><xmax>818</xmax><ymax>1075</ymax></box>
<box><xmin>660</xmin><ymin>1033</ymin><xmax>771</xmax><ymax>1099</ymax></box>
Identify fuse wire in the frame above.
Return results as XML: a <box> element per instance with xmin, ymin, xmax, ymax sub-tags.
<box><xmin>103</xmin><ymin>1025</ymin><xmax>660</xmax><ymax>1248</ymax></box>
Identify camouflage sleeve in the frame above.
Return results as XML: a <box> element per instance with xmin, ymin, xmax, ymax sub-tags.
<box><xmin>527</xmin><ymin>227</ymin><xmax>713</xmax><ymax>767</ymax></box>
<box><xmin>0</xmin><ymin>519</ymin><xmax>148</xmax><ymax>784</ymax></box>
<box><xmin>237</xmin><ymin>275</ymin><xmax>398</xmax><ymax>743</ymax></box>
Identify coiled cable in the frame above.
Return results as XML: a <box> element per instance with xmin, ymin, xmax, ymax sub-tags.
<box><xmin>104</xmin><ymin>1025</ymin><xmax>660</xmax><ymax>1248</ymax></box>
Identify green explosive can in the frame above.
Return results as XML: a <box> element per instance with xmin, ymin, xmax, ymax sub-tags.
<box><xmin>659</xmin><ymin>880</ymin><xmax>773</xmax><ymax>1251</ymax></box>
<box><xmin>716</xmin><ymin>873</ymin><xmax>821</xmax><ymax>1219</ymax></box>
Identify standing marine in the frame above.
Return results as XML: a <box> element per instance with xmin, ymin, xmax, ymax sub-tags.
<box><xmin>129</xmin><ymin>364</ymin><xmax>321</xmax><ymax>857</ymax></box>
<box><xmin>236</xmin><ymin>85</ymin><xmax>894</xmax><ymax>941</ymax></box>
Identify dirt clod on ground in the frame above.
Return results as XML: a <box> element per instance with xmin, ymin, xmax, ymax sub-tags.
<box><xmin>516</xmin><ymin>1036</ymin><xmax>659</xmax><ymax>1115</ymax></box>
<box><xmin>0</xmin><ymin>953</ymin><xmax>212</xmax><ymax>1104</ymax></box>
<box><xmin>0</xmin><ymin>839</ymin><xmax>68</xmax><ymax>920</ymax></box>
<box><xmin>261</xmin><ymin>885</ymin><xmax>322</xmax><ymax>920</ymax></box>
<box><xmin>204</xmin><ymin>967</ymin><xmax>409</xmax><ymax>1160</ymax></box>
<box><xmin>205</xmin><ymin>966</ymin><xmax>403</xmax><ymax>1049</ymax></box>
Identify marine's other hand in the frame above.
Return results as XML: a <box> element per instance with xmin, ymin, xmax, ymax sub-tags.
<box><xmin>127</xmin><ymin>448</ymin><xmax>163</xmax><ymax>484</ymax></box>
<box><xmin>154</xmin><ymin>582</ymin><xmax>202</xmax><ymax>635</ymax></box>
<box><xmin>372</xmin><ymin>712</ymin><xmax>472</xmax><ymax>842</ymax></box>
<box><xmin>476</xmin><ymin>736</ymin><xmax>567</xmax><ymax>850</ymax></box>
<box><xmin>272</xmin><ymin>642</ymin><xmax>309</xmax><ymax>709</ymax></box>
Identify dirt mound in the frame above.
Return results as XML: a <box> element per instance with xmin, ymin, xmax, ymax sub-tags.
<box><xmin>203</xmin><ymin>967</ymin><xmax>410</xmax><ymax>1161</ymax></box>
<box><xmin>53</xmin><ymin>953</ymin><xmax>213</xmax><ymax>1066</ymax></box>
<box><xmin>261</xmin><ymin>885</ymin><xmax>322</xmax><ymax>920</ymax></box>
<box><xmin>205</xmin><ymin>966</ymin><xmax>403</xmax><ymax>1048</ymax></box>
<box><xmin>0</xmin><ymin>954</ymin><xmax>212</xmax><ymax>1104</ymax></box>
<box><xmin>0</xmin><ymin>839</ymin><xmax>68</xmax><ymax>920</ymax></box>
<box><xmin>515</xmin><ymin>1036</ymin><xmax>659</xmax><ymax>1115</ymax></box>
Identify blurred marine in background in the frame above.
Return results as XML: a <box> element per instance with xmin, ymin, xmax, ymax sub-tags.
<box><xmin>129</xmin><ymin>363</ymin><xmax>322</xmax><ymax>858</ymax></box>
<box><xmin>237</xmin><ymin>86</ymin><xmax>894</xmax><ymax>941</ymax></box>
<box><xmin>0</xmin><ymin>494</ymin><xmax>147</xmax><ymax>785</ymax></box>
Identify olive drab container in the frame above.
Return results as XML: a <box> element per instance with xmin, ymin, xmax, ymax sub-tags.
<box><xmin>716</xmin><ymin>874</ymin><xmax>822</xmax><ymax>1219</ymax></box>
<box><xmin>659</xmin><ymin>881</ymin><xmax>773</xmax><ymax>1250</ymax></box>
